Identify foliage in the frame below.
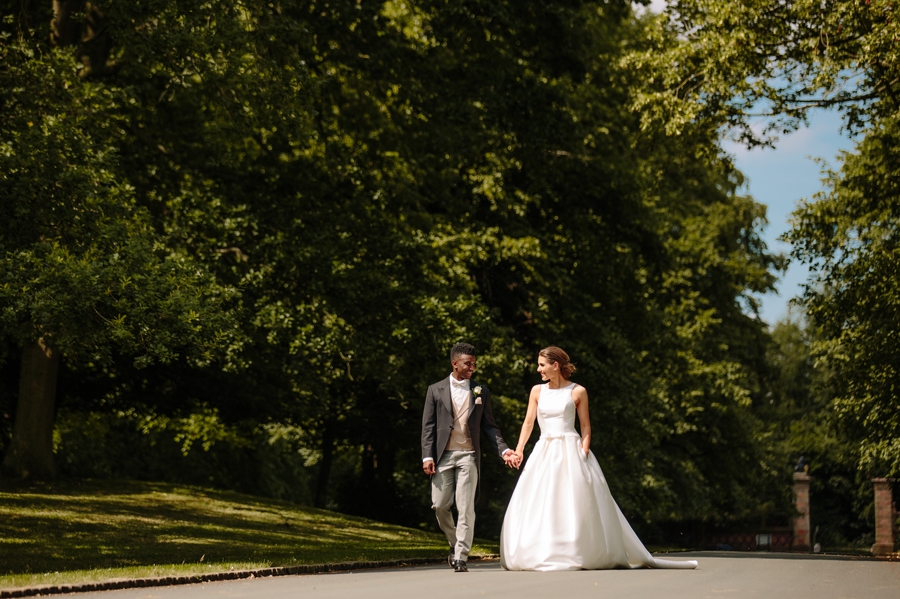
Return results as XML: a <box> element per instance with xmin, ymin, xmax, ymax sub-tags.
<box><xmin>625</xmin><ymin>0</ymin><xmax>900</xmax><ymax>533</ymax></box>
<box><xmin>52</xmin><ymin>408</ymin><xmax>316</xmax><ymax>504</ymax></box>
<box><xmin>0</xmin><ymin>31</ymin><xmax>235</xmax><ymax>368</ymax></box>
<box><xmin>785</xmin><ymin>118</ymin><xmax>900</xmax><ymax>478</ymax></box>
<box><xmin>764</xmin><ymin>316</ymin><xmax>874</xmax><ymax>548</ymax></box>
<box><xmin>628</xmin><ymin>0</ymin><xmax>900</xmax><ymax>144</ymax></box>
<box><xmin>1</xmin><ymin>0</ymin><xmax>786</xmax><ymax>536</ymax></box>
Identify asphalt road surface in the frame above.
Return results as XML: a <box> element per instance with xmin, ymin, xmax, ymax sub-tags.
<box><xmin>82</xmin><ymin>553</ymin><xmax>898</xmax><ymax>599</ymax></box>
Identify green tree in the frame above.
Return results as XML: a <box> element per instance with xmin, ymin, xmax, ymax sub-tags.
<box><xmin>0</xmin><ymin>6</ymin><xmax>235</xmax><ymax>478</ymax></box>
<box><xmin>785</xmin><ymin>119</ymin><xmax>900</xmax><ymax>477</ymax></box>
<box><xmin>764</xmin><ymin>316</ymin><xmax>874</xmax><ymax>548</ymax></box>
<box><xmin>627</xmin><ymin>0</ymin><xmax>900</xmax><ymax>144</ymax></box>
<box><xmin>1</xmin><ymin>0</ymin><xmax>788</xmax><ymax>536</ymax></box>
<box><xmin>625</xmin><ymin>0</ymin><xmax>900</xmax><ymax>482</ymax></box>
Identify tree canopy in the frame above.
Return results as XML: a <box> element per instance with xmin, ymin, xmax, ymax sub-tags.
<box><xmin>633</xmin><ymin>0</ymin><xmax>900</xmax><ymax>481</ymax></box>
<box><xmin>629</xmin><ymin>0</ymin><xmax>900</xmax><ymax>143</ymax></box>
<box><xmin>786</xmin><ymin>120</ymin><xmax>900</xmax><ymax>477</ymax></box>
<box><xmin>1</xmin><ymin>0</ymin><xmax>805</xmax><ymax>536</ymax></box>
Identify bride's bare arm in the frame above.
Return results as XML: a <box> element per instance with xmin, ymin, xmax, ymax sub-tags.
<box><xmin>514</xmin><ymin>385</ymin><xmax>541</xmax><ymax>461</ymax></box>
<box><xmin>573</xmin><ymin>385</ymin><xmax>591</xmax><ymax>455</ymax></box>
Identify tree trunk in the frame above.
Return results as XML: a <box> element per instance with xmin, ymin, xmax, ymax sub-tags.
<box><xmin>51</xmin><ymin>0</ymin><xmax>80</xmax><ymax>47</ymax></box>
<box><xmin>80</xmin><ymin>3</ymin><xmax>116</xmax><ymax>77</ymax></box>
<box><xmin>1</xmin><ymin>339</ymin><xmax>60</xmax><ymax>479</ymax></box>
<box><xmin>314</xmin><ymin>421</ymin><xmax>335</xmax><ymax>508</ymax></box>
<box><xmin>50</xmin><ymin>1</ymin><xmax>117</xmax><ymax>77</ymax></box>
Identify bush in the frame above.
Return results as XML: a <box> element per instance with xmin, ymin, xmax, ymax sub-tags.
<box><xmin>53</xmin><ymin>409</ymin><xmax>315</xmax><ymax>505</ymax></box>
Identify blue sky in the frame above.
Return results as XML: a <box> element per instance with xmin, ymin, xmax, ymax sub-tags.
<box><xmin>722</xmin><ymin>111</ymin><xmax>855</xmax><ymax>326</ymax></box>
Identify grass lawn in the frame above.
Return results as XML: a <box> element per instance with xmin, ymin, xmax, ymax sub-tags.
<box><xmin>0</xmin><ymin>479</ymin><xmax>497</xmax><ymax>589</ymax></box>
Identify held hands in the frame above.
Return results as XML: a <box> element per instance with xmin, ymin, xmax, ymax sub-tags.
<box><xmin>504</xmin><ymin>450</ymin><xmax>523</xmax><ymax>469</ymax></box>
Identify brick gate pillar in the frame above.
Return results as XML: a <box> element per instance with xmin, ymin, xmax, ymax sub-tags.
<box><xmin>871</xmin><ymin>478</ymin><xmax>896</xmax><ymax>556</ymax></box>
<box><xmin>792</xmin><ymin>471</ymin><xmax>812</xmax><ymax>552</ymax></box>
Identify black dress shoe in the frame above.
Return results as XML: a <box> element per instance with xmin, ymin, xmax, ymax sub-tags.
<box><xmin>454</xmin><ymin>561</ymin><xmax>468</xmax><ymax>573</ymax></box>
<box><xmin>448</xmin><ymin>549</ymin><xmax>455</xmax><ymax>568</ymax></box>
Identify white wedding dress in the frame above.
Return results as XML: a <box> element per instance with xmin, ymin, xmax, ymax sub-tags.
<box><xmin>500</xmin><ymin>383</ymin><xmax>698</xmax><ymax>571</ymax></box>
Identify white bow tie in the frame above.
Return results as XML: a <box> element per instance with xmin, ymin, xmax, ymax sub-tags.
<box><xmin>451</xmin><ymin>379</ymin><xmax>468</xmax><ymax>389</ymax></box>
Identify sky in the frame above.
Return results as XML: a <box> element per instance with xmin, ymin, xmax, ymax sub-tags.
<box><xmin>723</xmin><ymin>112</ymin><xmax>855</xmax><ymax>326</ymax></box>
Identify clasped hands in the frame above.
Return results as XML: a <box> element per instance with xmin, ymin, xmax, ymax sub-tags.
<box><xmin>504</xmin><ymin>450</ymin><xmax>523</xmax><ymax>469</ymax></box>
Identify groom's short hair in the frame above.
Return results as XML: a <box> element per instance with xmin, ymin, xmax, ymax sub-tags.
<box><xmin>450</xmin><ymin>342</ymin><xmax>476</xmax><ymax>361</ymax></box>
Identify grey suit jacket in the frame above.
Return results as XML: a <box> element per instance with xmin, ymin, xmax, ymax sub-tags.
<box><xmin>421</xmin><ymin>376</ymin><xmax>510</xmax><ymax>502</ymax></box>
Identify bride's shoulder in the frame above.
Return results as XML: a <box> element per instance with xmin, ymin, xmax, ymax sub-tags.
<box><xmin>529</xmin><ymin>384</ymin><xmax>543</xmax><ymax>398</ymax></box>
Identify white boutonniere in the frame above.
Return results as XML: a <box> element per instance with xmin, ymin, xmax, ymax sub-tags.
<box><xmin>473</xmin><ymin>385</ymin><xmax>483</xmax><ymax>405</ymax></box>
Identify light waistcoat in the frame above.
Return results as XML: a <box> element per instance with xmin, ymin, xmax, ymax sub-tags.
<box><xmin>445</xmin><ymin>375</ymin><xmax>474</xmax><ymax>451</ymax></box>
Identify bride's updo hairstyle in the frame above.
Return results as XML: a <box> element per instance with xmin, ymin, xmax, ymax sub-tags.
<box><xmin>539</xmin><ymin>346</ymin><xmax>576</xmax><ymax>379</ymax></box>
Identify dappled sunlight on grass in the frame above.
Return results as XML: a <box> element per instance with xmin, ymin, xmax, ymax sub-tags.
<box><xmin>0</xmin><ymin>479</ymin><xmax>488</xmax><ymax>588</ymax></box>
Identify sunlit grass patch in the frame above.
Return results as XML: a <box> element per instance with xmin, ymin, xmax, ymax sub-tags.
<box><xmin>0</xmin><ymin>563</ymin><xmax>270</xmax><ymax>590</ymax></box>
<box><xmin>0</xmin><ymin>479</ymin><xmax>497</xmax><ymax>589</ymax></box>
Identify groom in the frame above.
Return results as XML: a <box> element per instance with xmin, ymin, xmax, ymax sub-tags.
<box><xmin>421</xmin><ymin>342</ymin><xmax>518</xmax><ymax>572</ymax></box>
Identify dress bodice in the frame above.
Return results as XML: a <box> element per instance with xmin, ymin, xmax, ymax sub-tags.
<box><xmin>537</xmin><ymin>383</ymin><xmax>579</xmax><ymax>438</ymax></box>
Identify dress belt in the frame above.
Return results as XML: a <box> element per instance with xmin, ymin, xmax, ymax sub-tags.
<box><xmin>539</xmin><ymin>432</ymin><xmax>582</xmax><ymax>440</ymax></box>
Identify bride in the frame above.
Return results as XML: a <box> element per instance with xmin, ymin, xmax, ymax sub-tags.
<box><xmin>500</xmin><ymin>346</ymin><xmax>698</xmax><ymax>571</ymax></box>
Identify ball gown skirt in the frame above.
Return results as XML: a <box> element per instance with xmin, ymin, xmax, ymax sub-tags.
<box><xmin>500</xmin><ymin>384</ymin><xmax>698</xmax><ymax>571</ymax></box>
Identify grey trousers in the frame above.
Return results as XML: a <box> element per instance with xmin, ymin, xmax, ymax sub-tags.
<box><xmin>431</xmin><ymin>450</ymin><xmax>478</xmax><ymax>562</ymax></box>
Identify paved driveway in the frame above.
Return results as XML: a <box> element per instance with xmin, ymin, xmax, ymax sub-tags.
<box><xmin>82</xmin><ymin>553</ymin><xmax>899</xmax><ymax>599</ymax></box>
